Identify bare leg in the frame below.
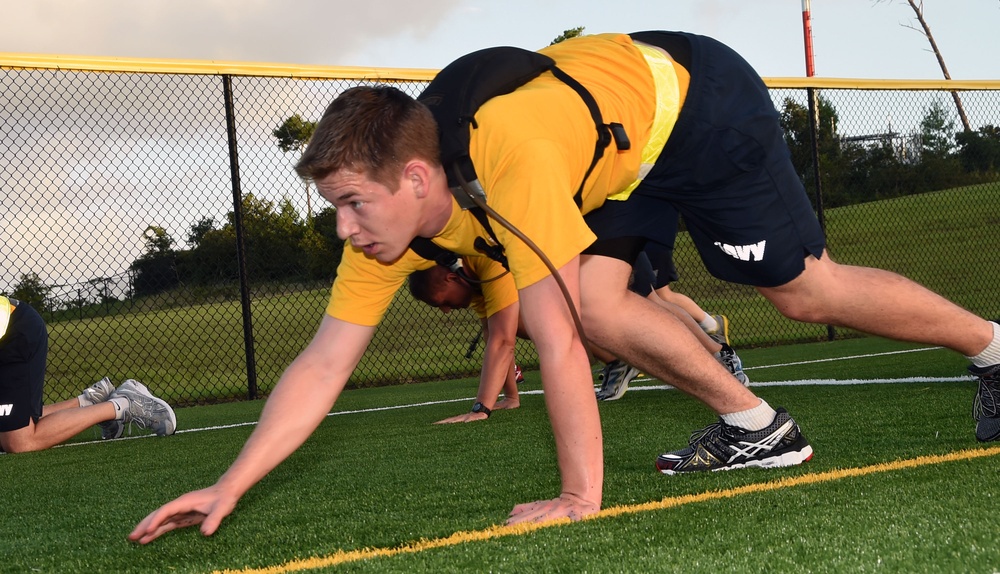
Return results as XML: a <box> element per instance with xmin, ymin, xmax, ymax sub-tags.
<box><xmin>759</xmin><ymin>251</ymin><xmax>993</xmax><ymax>356</ymax></box>
<box><xmin>654</xmin><ymin>284</ymin><xmax>708</xmax><ymax>323</ymax></box>
<box><xmin>579</xmin><ymin>255</ymin><xmax>757</xmax><ymax>414</ymax></box>
<box><xmin>0</xmin><ymin>401</ymin><xmax>117</xmax><ymax>453</ymax></box>
<box><xmin>646</xmin><ymin>293</ymin><xmax>722</xmax><ymax>354</ymax></box>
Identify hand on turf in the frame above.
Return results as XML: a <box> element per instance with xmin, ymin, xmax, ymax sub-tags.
<box><xmin>128</xmin><ymin>486</ymin><xmax>238</xmax><ymax>544</ymax></box>
<box><xmin>433</xmin><ymin>411</ymin><xmax>489</xmax><ymax>424</ymax></box>
<box><xmin>506</xmin><ymin>493</ymin><xmax>599</xmax><ymax>525</ymax></box>
<box><xmin>493</xmin><ymin>397</ymin><xmax>520</xmax><ymax>410</ymax></box>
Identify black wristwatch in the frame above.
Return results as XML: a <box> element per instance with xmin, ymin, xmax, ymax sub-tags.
<box><xmin>471</xmin><ymin>402</ymin><xmax>492</xmax><ymax>417</ymax></box>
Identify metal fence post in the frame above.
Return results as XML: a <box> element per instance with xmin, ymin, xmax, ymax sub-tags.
<box><xmin>222</xmin><ymin>74</ymin><xmax>259</xmax><ymax>400</ymax></box>
<box><xmin>807</xmin><ymin>86</ymin><xmax>835</xmax><ymax>341</ymax></box>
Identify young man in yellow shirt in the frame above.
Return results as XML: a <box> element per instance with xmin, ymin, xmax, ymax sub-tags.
<box><xmin>131</xmin><ymin>31</ymin><xmax>1000</xmax><ymax>542</ymax></box>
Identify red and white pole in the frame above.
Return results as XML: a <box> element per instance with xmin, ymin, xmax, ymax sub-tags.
<box><xmin>802</xmin><ymin>0</ymin><xmax>816</xmax><ymax>77</ymax></box>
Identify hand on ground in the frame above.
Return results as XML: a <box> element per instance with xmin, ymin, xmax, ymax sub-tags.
<box><xmin>493</xmin><ymin>397</ymin><xmax>520</xmax><ymax>410</ymax></box>
<box><xmin>506</xmin><ymin>493</ymin><xmax>600</xmax><ymax>525</ymax></box>
<box><xmin>433</xmin><ymin>411</ymin><xmax>489</xmax><ymax>424</ymax></box>
<box><xmin>128</xmin><ymin>486</ymin><xmax>237</xmax><ymax>544</ymax></box>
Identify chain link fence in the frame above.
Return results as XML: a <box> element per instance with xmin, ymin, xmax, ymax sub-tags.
<box><xmin>2</xmin><ymin>57</ymin><xmax>998</xmax><ymax>406</ymax></box>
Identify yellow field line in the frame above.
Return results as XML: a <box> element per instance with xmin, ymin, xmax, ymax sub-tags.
<box><xmin>212</xmin><ymin>445</ymin><xmax>1000</xmax><ymax>574</ymax></box>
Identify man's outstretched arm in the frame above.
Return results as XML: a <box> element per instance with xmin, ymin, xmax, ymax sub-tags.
<box><xmin>129</xmin><ymin>315</ymin><xmax>374</xmax><ymax>544</ymax></box>
<box><xmin>506</xmin><ymin>257</ymin><xmax>603</xmax><ymax>524</ymax></box>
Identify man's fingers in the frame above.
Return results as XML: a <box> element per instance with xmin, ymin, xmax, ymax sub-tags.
<box><xmin>130</xmin><ymin>510</ymin><xmax>207</xmax><ymax>544</ymax></box>
<box><xmin>434</xmin><ymin>413</ymin><xmax>487</xmax><ymax>424</ymax></box>
<box><xmin>507</xmin><ymin>496</ymin><xmax>599</xmax><ymax>525</ymax></box>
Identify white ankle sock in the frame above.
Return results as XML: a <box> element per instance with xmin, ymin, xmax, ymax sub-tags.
<box><xmin>109</xmin><ymin>397</ymin><xmax>129</xmax><ymax>420</ymax></box>
<box><xmin>967</xmin><ymin>322</ymin><xmax>1000</xmax><ymax>368</ymax></box>
<box><xmin>721</xmin><ymin>399</ymin><xmax>776</xmax><ymax>431</ymax></box>
<box><xmin>699</xmin><ymin>315</ymin><xmax>718</xmax><ymax>332</ymax></box>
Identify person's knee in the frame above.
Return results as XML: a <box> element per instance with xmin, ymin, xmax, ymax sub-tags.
<box><xmin>758</xmin><ymin>255</ymin><xmax>838</xmax><ymax>323</ymax></box>
<box><xmin>0</xmin><ymin>430</ymin><xmax>44</xmax><ymax>454</ymax></box>
<box><xmin>579</xmin><ymin>255</ymin><xmax>633</xmax><ymax>327</ymax></box>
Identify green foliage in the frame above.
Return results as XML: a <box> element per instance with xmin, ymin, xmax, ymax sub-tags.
<box><xmin>550</xmin><ymin>26</ymin><xmax>585</xmax><ymax>45</ymax></box>
<box><xmin>131</xmin><ymin>194</ymin><xmax>345</xmax><ymax>294</ymax></box>
<box><xmin>186</xmin><ymin>217</ymin><xmax>215</xmax><ymax>248</ymax></box>
<box><xmin>779</xmin><ymin>95</ymin><xmax>997</xmax><ymax>208</ymax></box>
<box><xmin>9</xmin><ymin>271</ymin><xmax>51</xmax><ymax>311</ymax></box>
<box><xmin>141</xmin><ymin>225</ymin><xmax>175</xmax><ymax>257</ymax></box>
<box><xmin>272</xmin><ymin>113</ymin><xmax>316</xmax><ymax>154</ymax></box>
<box><xmin>919</xmin><ymin>98</ymin><xmax>956</xmax><ymax>159</ymax></box>
<box><xmin>956</xmin><ymin>124</ymin><xmax>1000</xmax><ymax>173</ymax></box>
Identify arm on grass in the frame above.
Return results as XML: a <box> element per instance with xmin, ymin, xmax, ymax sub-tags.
<box><xmin>435</xmin><ymin>304</ymin><xmax>521</xmax><ymax>424</ymax></box>
<box><xmin>505</xmin><ymin>257</ymin><xmax>602</xmax><ymax>524</ymax></box>
<box><xmin>129</xmin><ymin>315</ymin><xmax>374</xmax><ymax>544</ymax></box>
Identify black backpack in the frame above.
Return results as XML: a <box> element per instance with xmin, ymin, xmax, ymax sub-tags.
<box><xmin>408</xmin><ymin>45</ymin><xmax>630</xmax><ymax>271</ymax></box>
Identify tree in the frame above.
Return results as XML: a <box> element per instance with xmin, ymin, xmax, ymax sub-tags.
<box><xmin>131</xmin><ymin>225</ymin><xmax>179</xmax><ymax>297</ymax></box>
<box><xmin>550</xmin><ymin>27</ymin><xmax>584</xmax><ymax>45</ymax></box>
<box><xmin>142</xmin><ymin>225</ymin><xmax>175</xmax><ymax>257</ymax></box>
<box><xmin>779</xmin><ymin>95</ymin><xmax>844</xmax><ymax>200</ymax></box>
<box><xmin>187</xmin><ymin>217</ymin><xmax>215</xmax><ymax>248</ymax></box>
<box><xmin>875</xmin><ymin>0</ymin><xmax>971</xmax><ymax>131</ymax></box>
<box><xmin>956</xmin><ymin>125</ymin><xmax>1000</xmax><ymax>173</ymax></box>
<box><xmin>273</xmin><ymin>114</ymin><xmax>318</xmax><ymax>223</ymax></box>
<box><xmin>10</xmin><ymin>272</ymin><xmax>51</xmax><ymax>312</ymax></box>
<box><xmin>919</xmin><ymin>99</ymin><xmax>955</xmax><ymax>159</ymax></box>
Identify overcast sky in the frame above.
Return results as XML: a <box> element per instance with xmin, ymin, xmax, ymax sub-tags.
<box><xmin>2</xmin><ymin>0</ymin><xmax>999</xmax><ymax>79</ymax></box>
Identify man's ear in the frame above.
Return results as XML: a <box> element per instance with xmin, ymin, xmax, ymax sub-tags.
<box><xmin>402</xmin><ymin>160</ymin><xmax>433</xmax><ymax>198</ymax></box>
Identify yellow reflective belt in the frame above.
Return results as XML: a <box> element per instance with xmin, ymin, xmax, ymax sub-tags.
<box><xmin>606</xmin><ymin>43</ymin><xmax>681</xmax><ymax>201</ymax></box>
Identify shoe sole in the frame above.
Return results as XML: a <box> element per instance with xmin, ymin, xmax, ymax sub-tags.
<box><xmin>657</xmin><ymin>445</ymin><xmax>814</xmax><ymax>475</ymax></box>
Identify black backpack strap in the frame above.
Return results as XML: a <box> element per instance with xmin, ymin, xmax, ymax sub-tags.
<box><xmin>414</xmin><ymin>44</ymin><xmax>630</xmax><ymax>269</ymax></box>
<box><xmin>468</xmin><ymin>207</ymin><xmax>508</xmax><ymax>270</ymax></box>
<box><xmin>548</xmin><ymin>65</ymin><xmax>630</xmax><ymax>208</ymax></box>
<box><xmin>408</xmin><ymin>237</ymin><xmax>462</xmax><ymax>272</ymax></box>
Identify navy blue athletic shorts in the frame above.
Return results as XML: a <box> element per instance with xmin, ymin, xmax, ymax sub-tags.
<box><xmin>0</xmin><ymin>300</ymin><xmax>48</xmax><ymax>433</ymax></box>
<box><xmin>583</xmin><ymin>31</ymin><xmax>826</xmax><ymax>288</ymax></box>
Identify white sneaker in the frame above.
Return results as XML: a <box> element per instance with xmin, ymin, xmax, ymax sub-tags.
<box><xmin>111</xmin><ymin>379</ymin><xmax>177</xmax><ymax>436</ymax></box>
<box><xmin>81</xmin><ymin>377</ymin><xmax>115</xmax><ymax>405</ymax></box>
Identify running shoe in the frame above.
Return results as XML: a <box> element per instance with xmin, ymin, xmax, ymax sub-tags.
<box><xmin>705</xmin><ymin>314</ymin><xmax>730</xmax><ymax>346</ymax></box>
<box><xmin>596</xmin><ymin>360</ymin><xmax>641</xmax><ymax>401</ymax></box>
<box><xmin>81</xmin><ymin>377</ymin><xmax>115</xmax><ymax>405</ymax></box>
<box><xmin>656</xmin><ymin>408</ymin><xmax>812</xmax><ymax>474</ymax></box>
<box><xmin>99</xmin><ymin>419</ymin><xmax>124</xmax><ymax>440</ymax></box>
<box><xmin>110</xmin><ymin>379</ymin><xmax>177</xmax><ymax>437</ymax></box>
<box><xmin>715</xmin><ymin>344</ymin><xmax>750</xmax><ymax>386</ymax></box>
<box><xmin>514</xmin><ymin>363</ymin><xmax>525</xmax><ymax>384</ymax></box>
<box><xmin>971</xmin><ymin>364</ymin><xmax>1000</xmax><ymax>442</ymax></box>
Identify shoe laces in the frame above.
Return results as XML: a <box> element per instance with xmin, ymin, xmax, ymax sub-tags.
<box><xmin>688</xmin><ymin>421</ymin><xmax>724</xmax><ymax>446</ymax></box>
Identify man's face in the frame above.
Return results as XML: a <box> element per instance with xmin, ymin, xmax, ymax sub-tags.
<box><xmin>316</xmin><ymin>169</ymin><xmax>419</xmax><ymax>263</ymax></box>
<box><xmin>426</xmin><ymin>273</ymin><xmax>475</xmax><ymax>314</ymax></box>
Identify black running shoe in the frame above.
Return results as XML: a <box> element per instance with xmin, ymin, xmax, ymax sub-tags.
<box><xmin>656</xmin><ymin>408</ymin><xmax>813</xmax><ymax>474</ymax></box>
<box><xmin>971</xmin><ymin>364</ymin><xmax>1000</xmax><ymax>442</ymax></box>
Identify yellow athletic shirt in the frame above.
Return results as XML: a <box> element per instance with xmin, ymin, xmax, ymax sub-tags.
<box><xmin>327</xmin><ymin>33</ymin><xmax>676</xmax><ymax>326</ymax></box>
<box><xmin>465</xmin><ymin>255</ymin><xmax>519</xmax><ymax>320</ymax></box>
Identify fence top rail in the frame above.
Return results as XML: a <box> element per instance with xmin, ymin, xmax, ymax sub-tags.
<box><xmin>3</xmin><ymin>52</ymin><xmax>999</xmax><ymax>91</ymax></box>
<box><xmin>0</xmin><ymin>52</ymin><xmax>438</xmax><ymax>81</ymax></box>
<box><xmin>761</xmin><ymin>77</ymin><xmax>1000</xmax><ymax>91</ymax></box>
